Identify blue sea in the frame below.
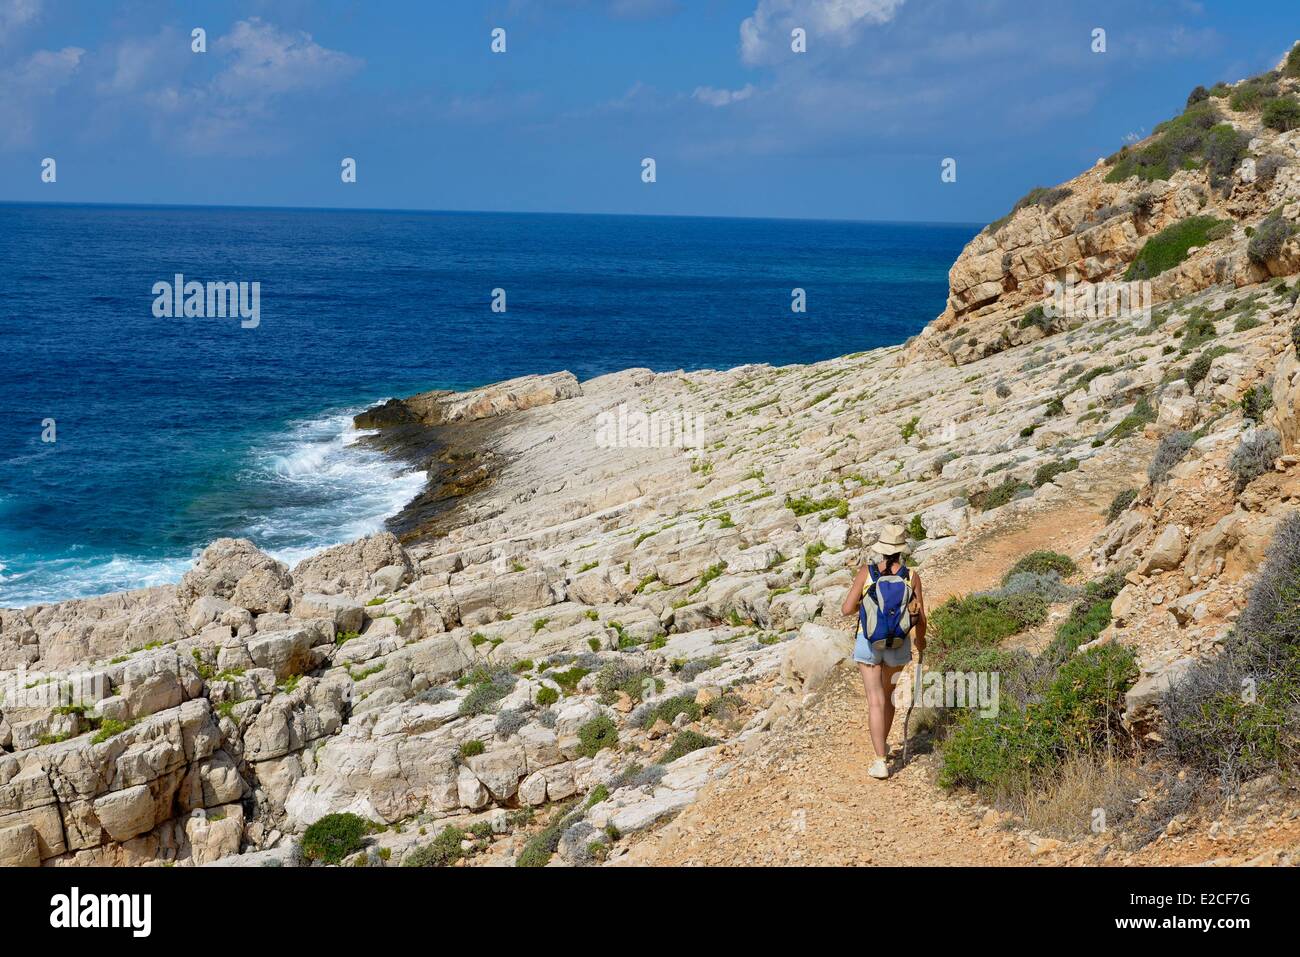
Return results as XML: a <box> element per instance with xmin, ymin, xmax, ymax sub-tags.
<box><xmin>0</xmin><ymin>204</ymin><xmax>977</xmax><ymax>606</ymax></box>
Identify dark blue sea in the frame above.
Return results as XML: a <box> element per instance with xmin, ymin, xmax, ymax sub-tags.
<box><xmin>0</xmin><ymin>204</ymin><xmax>977</xmax><ymax>606</ymax></box>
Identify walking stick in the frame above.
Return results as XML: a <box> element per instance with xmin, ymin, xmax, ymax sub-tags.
<box><xmin>901</xmin><ymin>650</ymin><xmax>925</xmax><ymax>767</ymax></box>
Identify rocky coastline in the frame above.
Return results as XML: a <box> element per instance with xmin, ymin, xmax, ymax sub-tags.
<box><xmin>5</xmin><ymin>48</ymin><xmax>1300</xmax><ymax>867</ymax></box>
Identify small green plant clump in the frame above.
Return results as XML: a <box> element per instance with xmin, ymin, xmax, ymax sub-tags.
<box><xmin>1032</xmin><ymin>458</ymin><xmax>1078</xmax><ymax>488</ymax></box>
<box><xmin>576</xmin><ymin>716</ymin><xmax>619</xmax><ymax>757</ymax></box>
<box><xmin>301</xmin><ymin>813</ymin><xmax>374</xmax><ymax>865</ymax></box>
<box><xmin>784</xmin><ymin>494</ymin><xmax>849</xmax><ymax>519</ymax></box>
<box><xmin>1185</xmin><ymin>345</ymin><xmax>1231</xmax><ymax>390</ymax></box>
<box><xmin>1148</xmin><ymin>430</ymin><xmax>1197</xmax><ymax>485</ymax></box>
<box><xmin>402</xmin><ymin>826</ymin><xmax>470</xmax><ymax>867</ymax></box>
<box><xmin>1247</xmin><ymin>210</ymin><xmax>1294</xmax><ymax>265</ymax></box>
<box><xmin>1229</xmin><ymin>427</ymin><xmax>1281</xmax><ymax>493</ymax></box>
<box><xmin>1106</xmin><ymin>488</ymin><xmax>1138</xmax><ymax>523</ymax></box>
<box><xmin>1002</xmin><ymin>551</ymin><xmax>1077</xmax><ymax>584</ymax></box>
<box><xmin>907</xmin><ymin>514</ymin><xmax>927</xmax><ymax>541</ymax></box>
<box><xmin>658</xmin><ymin>730</ymin><xmax>720</xmax><ymax>764</ymax></box>
<box><xmin>1123</xmin><ymin>216</ymin><xmax>1232</xmax><ymax>281</ymax></box>
<box><xmin>970</xmin><ymin>476</ymin><xmax>1031</xmax><ymax>512</ymax></box>
<box><xmin>1241</xmin><ymin>384</ymin><xmax>1273</xmax><ymax>422</ymax></box>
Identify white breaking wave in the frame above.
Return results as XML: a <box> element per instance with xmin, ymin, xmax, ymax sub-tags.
<box><xmin>242</xmin><ymin>408</ymin><xmax>427</xmax><ymax>557</ymax></box>
<box><xmin>0</xmin><ymin>406</ymin><xmax>427</xmax><ymax>608</ymax></box>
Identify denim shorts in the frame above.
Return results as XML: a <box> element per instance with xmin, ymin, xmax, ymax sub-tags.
<box><xmin>853</xmin><ymin>631</ymin><xmax>912</xmax><ymax>667</ymax></box>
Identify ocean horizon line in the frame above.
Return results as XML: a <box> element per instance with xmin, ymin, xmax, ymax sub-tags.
<box><xmin>0</xmin><ymin>197</ymin><xmax>987</xmax><ymax>231</ymax></box>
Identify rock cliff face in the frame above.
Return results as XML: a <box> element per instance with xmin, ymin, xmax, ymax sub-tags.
<box><xmin>908</xmin><ymin>50</ymin><xmax>1300</xmax><ymax>366</ymax></box>
<box><xmin>4</xmin><ymin>50</ymin><xmax>1300</xmax><ymax>867</ymax></box>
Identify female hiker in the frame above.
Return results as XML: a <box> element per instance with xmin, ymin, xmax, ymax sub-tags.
<box><xmin>840</xmin><ymin>524</ymin><xmax>927</xmax><ymax>780</ymax></box>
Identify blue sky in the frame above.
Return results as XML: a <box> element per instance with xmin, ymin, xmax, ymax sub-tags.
<box><xmin>1</xmin><ymin>0</ymin><xmax>1296</xmax><ymax>222</ymax></box>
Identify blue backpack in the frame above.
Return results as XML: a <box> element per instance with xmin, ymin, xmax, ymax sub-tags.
<box><xmin>858</xmin><ymin>563</ymin><xmax>914</xmax><ymax>650</ymax></box>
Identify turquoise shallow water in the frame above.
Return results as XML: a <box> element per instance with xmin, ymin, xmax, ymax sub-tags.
<box><xmin>0</xmin><ymin>203</ymin><xmax>977</xmax><ymax>606</ymax></box>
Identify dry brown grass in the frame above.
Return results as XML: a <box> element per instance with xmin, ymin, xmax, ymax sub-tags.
<box><xmin>1016</xmin><ymin>753</ymin><xmax>1145</xmax><ymax>840</ymax></box>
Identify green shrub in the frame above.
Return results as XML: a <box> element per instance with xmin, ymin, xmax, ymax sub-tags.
<box><xmin>458</xmin><ymin>667</ymin><xmax>516</xmax><ymax>716</ymax></box>
<box><xmin>516</xmin><ymin>800</ymin><xmax>580</xmax><ymax>868</ymax></box>
<box><xmin>1186</xmin><ymin>345</ymin><xmax>1230</xmax><ymax>389</ymax></box>
<box><xmin>1032</xmin><ymin>458</ymin><xmax>1078</xmax><ymax>488</ymax></box>
<box><xmin>301</xmin><ymin>813</ymin><xmax>373</xmax><ymax>865</ymax></box>
<box><xmin>1003</xmin><ymin>551</ymin><xmax>1077</xmax><ymax>584</ymax></box>
<box><xmin>634</xmin><ymin>694</ymin><xmax>700</xmax><ymax>729</ymax></box>
<box><xmin>1148</xmin><ymin>430</ymin><xmax>1196</xmax><ymax>485</ymax></box>
<box><xmin>900</xmin><ymin>416</ymin><xmax>920</xmax><ymax>442</ymax></box>
<box><xmin>1262</xmin><ymin>96</ymin><xmax>1300</xmax><ymax>132</ymax></box>
<box><xmin>1241</xmin><ymin>384</ymin><xmax>1273</xmax><ymax>422</ymax></box>
<box><xmin>1109</xmin><ymin>395</ymin><xmax>1157</xmax><ymax>441</ymax></box>
<box><xmin>939</xmin><ymin>643</ymin><xmax>1136</xmax><ymax>796</ymax></box>
<box><xmin>403</xmin><ymin>826</ymin><xmax>467</xmax><ymax>867</ymax></box>
<box><xmin>1105</xmin><ymin>100</ymin><xmax>1225</xmax><ymax>183</ymax></box>
<box><xmin>90</xmin><ymin>718</ymin><xmax>134</xmax><ymax>744</ymax></box>
<box><xmin>1106</xmin><ymin>488</ymin><xmax>1137</xmax><ymax>523</ymax></box>
<box><xmin>689</xmin><ymin>561</ymin><xmax>728</xmax><ymax>596</ymax></box>
<box><xmin>784</xmin><ymin>495</ymin><xmax>848</xmax><ymax>519</ymax></box>
<box><xmin>1285</xmin><ymin>45</ymin><xmax>1300</xmax><ymax>79</ymax></box>
<box><xmin>1202</xmin><ymin>123</ymin><xmax>1250</xmax><ymax>178</ymax></box>
<box><xmin>546</xmin><ymin>666</ymin><xmax>589</xmax><ymax>693</ymax></box>
<box><xmin>1043</xmin><ymin>593</ymin><xmax>1116</xmax><ymax>662</ymax></box>
<box><xmin>576</xmin><ymin>716</ymin><xmax>618</xmax><ymax>757</ymax></box>
<box><xmin>459</xmin><ymin>739</ymin><xmax>485</xmax><ymax>758</ymax></box>
<box><xmin>595</xmin><ymin>660</ymin><xmax>658</xmax><ymax>703</ymax></box>
<box><xmin>907</xmin><ymin>514</ymin><xmax>927</xmax><ymax>541</ymax></box>
<box><xmin>1247</xmin><ymin>210</ymin><xmax>1293</xmax><ymax>264</ymax></box>
<box><xmin>1180</xmin><ymin>313</ymin><xmax>1217</xmax><ymax>351</ymax></box>
<box><xmin>1292</xmin><ymin>321</ymin><xmax>1300</xmax><ymax>358</ymax></box>
<box><xmin>1124</xmin><ymin>216</ymin><xmax>1231</xmax><ymax>281</ymax></box>
<box><xmin>930</xmin><ymin>594</ymin><xmax>1030</xmax><ymax>659</ymax></box>
<box><xmin>1228</xmin><ymin>75</ymin><xmax>1277</xmax><ymax>112</ymax></box>
<box><xmin>970</xmin><ymin>476</ymin><xmax>1030</xmax><ymax>512</ymax></box>
<box><xmin>658</xmin><ymin>730</ymin><xmax>719</xmax><ymax>764</ymax></box>
<box><xmin>1229</xmin><ymin>427</ymin><xmax>1281</xmax><ymax>493</ymax></box>
<box><xmin>535</xmin><ymin>685</ymin><xmax>559</xmax><ymax>706</ymax></box>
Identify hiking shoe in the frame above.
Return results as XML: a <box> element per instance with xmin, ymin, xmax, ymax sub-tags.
<box><xmin>867</xmin><ymin>758</ymin><xmax>889</xmax><ymax>779</ymax></box>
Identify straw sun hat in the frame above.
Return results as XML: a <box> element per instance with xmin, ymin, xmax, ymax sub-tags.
<box><xmin>868</xmin><ymin>523</ymin><xmax>911</xmax><ymax>557</ymax></box>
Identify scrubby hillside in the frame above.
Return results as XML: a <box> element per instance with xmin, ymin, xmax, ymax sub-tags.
<box><xmin>3</xmin><ymin>48</ymin><xmax>1300</xmax><ymax>868</ymax></box>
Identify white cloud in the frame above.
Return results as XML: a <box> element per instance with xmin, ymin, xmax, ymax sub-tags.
<box><xmin>693</xmin><ymin>84</ymin><xmax>756</xmax><ymax>107</ymax></box>
<box><xmin>93</xmin><ymin>18</ymin><xmax>364</xmax><ymax>156</ymax></box>
<box><xmin>213</xmin><ymin>18</ymin><xmax>361</xmax><ymax>99</ymax></box>
<box><xmin>0</xmin><ymin>0</ymin><xmax>41</xmax><ymax>45</ymax></box>
<box><xmin>740</xmin><ymin>0</ymin><xmax>904</xmax><ymax>65</ymax></box>
<box><xmin>0</xmin><ymin>44</ymin><xmax>83</xmax><ymax>147</ymax></box>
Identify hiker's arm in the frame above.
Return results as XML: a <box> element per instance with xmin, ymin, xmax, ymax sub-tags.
<box><xmin>912</xmin><ymin>572</ymin><xmax>928</xmax><ymax>650</ymax></box>
<box><xmin>840</xmin><ymin>567</ymin><xmax>872</xmax><ymax>617</ymax></box>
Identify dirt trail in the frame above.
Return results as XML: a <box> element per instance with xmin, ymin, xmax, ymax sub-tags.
<box><xmin>628</xmin><ymin>475</ymin><xmax>1132</xmax><ymax>867</ymax></box>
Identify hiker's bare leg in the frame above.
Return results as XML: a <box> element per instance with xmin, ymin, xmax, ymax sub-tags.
<box><xmin>858</xmin><ymin>662</ymin><xmax>890</xmax><ymax>758</ymax></box>
<box><xmin>880</xmin><ymin>663</ymin><xmax>903</xmax><ymax>751</ymax></box>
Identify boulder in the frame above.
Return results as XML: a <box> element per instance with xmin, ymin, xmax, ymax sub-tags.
<box><xmin>292</xmin><ymin>532</ymin><xmax>414</xmax><ymax>598</ymax></box>
<box><xmin>178</xmin><ymin>539</ymin><xmax>292</xmax><ymax>618</ymax></box>
<box><xmin>1139</xmin><ymin>525</ymin><xmax>1187</xmax><ymax>575</ymax></box>
<box><xmin>920</xmin><ymin>498</ymin><xmax>972</xmax><ymax>539</ymax></box>
<box><xmin>779</xmin><ymin>623</ymin><xmax>851</xmax><ymax>697</ymax></box>
<box><xmin>1123</xmin><ymin>657</ymin><xmax>1197</xmax><ymax>731</ymax></box>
